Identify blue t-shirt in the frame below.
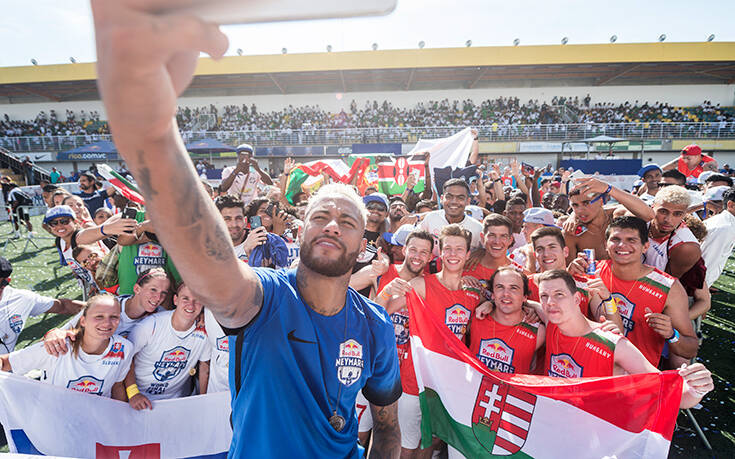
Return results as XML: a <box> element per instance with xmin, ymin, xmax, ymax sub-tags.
<box><xmin>228</xmin><ymin>268</ymin><xmax>401</xmax><ymax>458</ymax></box>
<box><xmin>74</xmin><ymin>189</ymin><xmax>109</xmax><ymax>215</ymax></box>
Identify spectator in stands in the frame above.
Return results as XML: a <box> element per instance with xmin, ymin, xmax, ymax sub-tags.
<box><xmin>50</xmin><ymin>167</ymin><xmax>61</xmax><ymax>184</ymax></box>
<box><xmin>220</xmin><ymin>144</ymin><xmax>273</xmax><ymax>205</ymax></box>
<box><xmin>75</xmin><ymin>171</ymin><xmax>116</xmax><ymax>216</ymax></box>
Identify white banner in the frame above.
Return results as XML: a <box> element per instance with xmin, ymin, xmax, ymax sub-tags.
<box><xmin>0</xmin><ymin>372</ymin><xmax>232</xmax><ymax>458</ymax></box>
<box><xmin>406</xmin><ymin>127</ymin><xmax>474</xmax><ymax>174</ymax></box>
<box><xmin>518</xmin><ymin>142</ymin><xmax>588</xmax><ymax>152</ymax></box>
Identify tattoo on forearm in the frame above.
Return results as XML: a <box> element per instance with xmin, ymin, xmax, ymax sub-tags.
<box><xmin>135</xmin><ymin>150</ymin><xmax>158</xmax><ymax>197</ymax></box>
<box><xmin>369</xmin><ymin>404</ymin><xmax>401</xmax><ymax>459</ymax></box>
<box><xmin>204</xmin><ymin>224</ymin><xmax>234</xmax><ymax>262</ymax></box>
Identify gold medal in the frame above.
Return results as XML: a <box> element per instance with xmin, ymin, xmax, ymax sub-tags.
<box><xmin>189</xmin><ymin>367</ymin><xmax>196</xmax><ymax>376</ymax></box>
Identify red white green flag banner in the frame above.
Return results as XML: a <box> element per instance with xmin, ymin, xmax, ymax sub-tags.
<box><xmin>96</xmin><ymin>163</ymin><xmax>145</xmax><ymax>205</ymax></box>
<box><xmin>407</xmin><ymin>292</ymin><xmax>683</xmax><ymax>458</ymax></box>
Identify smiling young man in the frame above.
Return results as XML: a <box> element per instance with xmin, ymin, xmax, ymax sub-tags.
<box><xmin>568</xmin><ymin>216</ymin><xmax>698</xmax><ymax>366</ymax></box>
<box><xmin>355</xmin><ymin>229</ymin><xmax>434</xmax><ymax>454</ymax></box>
<box><xmin>535</xmin><ymin>269</ymin><xmax>712</xmax><ymax>409</ymax></box>
<box><xmin>643</xmin><ymin>185</ymin><xmax>701</xmax><ymax>278</ymax></box>
<box><xmin>420</xmin><ymin>178</ymin><xmax>482</xmax><ymax>256</ymax></box>
<box><xmin>89</xmin><ymin>3</ymin><xmax>400</xmax><ymax>456</ymax></box>
<box><xmin>637</xmin><ymin>164</ymin><xmax>663</xmax><ymax>203</ymax></box>
<box><xmin>461</xmin><ymin>214</ymin><xmax>515</xmax><ymax>295</ymax></box>
<box><xmin>468</xmin><ymin>267</ymin><xmax>545</xmax><ymax>374</ymax></box>
<box><xmin>386</xmin><ymin>224</ymin><xmax>482</xmax><ymax>457</ymax></box>
<box><xmin>74</xmin><ymin>171</ymin><xmax>117</xmax><ymax>216</ymax></box>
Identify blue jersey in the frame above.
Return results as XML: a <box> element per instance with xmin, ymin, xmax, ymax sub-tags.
<box><xmin>228</xmin><ymin>268</ymin><xmax>401</xmax><ymax>458</ymax></box>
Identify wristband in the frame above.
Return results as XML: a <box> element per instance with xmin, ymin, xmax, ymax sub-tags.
<box><xmin>378</xmin><ymin>289</ymin><xmax>391</xmax><ymax>300</ymax></box>
<box><xmin>100</xmin><ymin>225</ymin><xmax>107</xmax><ymax>236</ymax></box>
<box><xmin>126</xmin><ymin>384</ymin><xmax>140</xmax><ymax>399</ymax></box>
<box><xmin>667</xmin><ymin>329</ymin><xmax>680</xmax><ymax>344</ymax></box>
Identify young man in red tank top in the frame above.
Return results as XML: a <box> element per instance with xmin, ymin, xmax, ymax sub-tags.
<box><xmin>356</xmin><ymin>229</ymin><xmax>433</xmax><ymax>453</ymax></box>
<box><xmin>569</xmin><ymin>216</ymin><xmax>698</xmax><ymax>367</ymax></box>
<box><xmin>469</xmin><ymin>267</ymin><xmax>545</xmax><ymax>374</ymax></box>
<box><xmin>387</xmin><ymin>224</ymin><xmax>484</xmax><ymax>458</ymax></box>
<box><xmin>462</xmin><ymin>214</ymin><xmax>515</xmax><ymax>295</ymax></box>
<box><xmin>536</xmin><ymin>269</ymin><xmax>712</xmax><ymax>409</ymax></box>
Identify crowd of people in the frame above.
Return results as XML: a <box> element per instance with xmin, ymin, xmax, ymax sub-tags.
<box><xmin>2</xmin><ymin>98</ymin><xmax>734</xmax><ymax>138</ymax></box>
<box><xmin>1</xmin><ymin>135</ymin><xmax>730</xmax><ymax>456</ymax></box>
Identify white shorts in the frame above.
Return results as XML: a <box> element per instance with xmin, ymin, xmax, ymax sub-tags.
<box><xmin>355</xmin><ymin>390</ymin><xmax>372</xmax><ymax>433</ymax></box>
<box><xmin>398</xmin><ymin>392</ymin><xmax>422</xmax><ymax>449</ymax></box>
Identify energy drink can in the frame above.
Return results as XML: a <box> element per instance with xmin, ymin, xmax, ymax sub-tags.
<box><xmin>583</xmin><ymin>249</ymin><xmax>596</xmax><ymax>275</ymax></box>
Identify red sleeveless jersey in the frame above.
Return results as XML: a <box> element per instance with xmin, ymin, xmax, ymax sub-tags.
<box><xmin>402</xmin><ymin>274</ymin><xmax>482</xmax><ymax>395</ymax></box>
<box><xmin>469</xmin><ymin>315</ymin><xmax>539</xmax><ymax>374</ymax></box>
<box><xmin>529</xmin><ymin>274</ymin><xmax>590</xmax><ymax>317</ymax></box>
<box><xmin>597</xmin><ymin>259</ymin><xmax>674</xmax><ymax>365</ymax></box>
<box><xmin>545</xmin><ymin>322</ymin><xmax>622</xmax><ymax>378</ymax></box>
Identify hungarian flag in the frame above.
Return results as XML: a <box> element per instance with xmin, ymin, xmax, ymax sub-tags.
<box><xmin>407</xmin><ymin>291</ymin><xmax>683</xmax><ymax>458</ymax></box>
<box><xmin>285</xmin><ymin>159</ymin><xmax>367</xmax><ymax>204</ymax></box>
<box><xmin>96</xmin><ymin>163</ymin><xmax>145</xmax><ymax>205</ymax></box>
<box><xmin>377</xmin><ymin>156</ymin><xmax>426</xmax><ymax>196</ymax></box>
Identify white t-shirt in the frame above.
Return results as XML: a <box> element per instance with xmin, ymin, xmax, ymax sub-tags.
<box><xmin>419</xmin><ymin>210</ymin><xmax>482</xmax><ymax>256</ymax></box>
<box><xmin>645</xmin><ymin>223</ymin><xmax>699</xmax><ymax>271</ymax></box>
<box><xmin>60</xmin><ymin>295</ymin><xmax>163</xmax><ymax>337</ymax></box>
<box><xmin>233</xmin><ymin>240</ymin><xmax>249</xmax><ymax>262</ymax></box>
<box><xmin>221</xmin><ymin>166</ymin><xmax>261</xmax><ymax>205</ymax></box>
<box><xmin>127</xmin><ymin>310</ymin><xmax>211</xmax><ymax>400</ymax></box>
<box><xmin>8</xmin><ymin>335</ymin><xmax>133</xmax><ymax>398</ymax></box>
<box><xmin>702</xmin><ymin>210</ymin><xmax>735</xmax><ymax>286</ymax></box>
<box><xmin>203</xmin><ymin>308</ymin><xmax>229</xmax><ymax>393</ymax></box>
<box><xmin>0</xmin><ymin>286</ymin><xmax>55</xmax><ymax>353</ymax></box>
<box><xmin>510</xmin><ymin>232</ymin><xmax>526</xmax><ymax>252</ymax></box>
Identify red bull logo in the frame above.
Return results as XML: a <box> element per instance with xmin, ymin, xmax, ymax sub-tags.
<box><xmin>445</xmin><ymin>304</ymin><xmax>470</xmax><ymax>325</ymax></box>
<box><xmin>478</xmin><ymin>339</ymin><xmax>513</xmax><ymax>364</ymax></box>
<box><xmin>104</xmin><ymin>342</ymin><xmax>125</xmax><ymax>360</ymax></box>
<box><xmin>336</xmin><ymin>339</ymin><xmax>364</xmax><ymax>387</ymax></box>
<box><xmin>217</xmin><ymin>336</ymin><xmax>229</xmax><ymax>352</ymax></box>
<box><xmin>8</xmin><ymin>313</ymin><xmax>23</xmax><ymax>334</ymax></box>
<box><xmin>549</xmin><ymin>353</ymin><xmax>583</xmax><ymax>378</ymax></box>
<box><xmin>154</xmin><ymin>346</ymin><xmax>191</xmax><ymax>382</ymax></box>
<box><xmin>611</xmin><ymin>293</ymin><xmax>635</xmax><ymax>335</ymax></box>
<box><xmin>139</xmin><ymin>243</ymin><xmax>163</xmax><ymax>257</ymax></box>
<box><xmin>67</xmin><ymin>376</ymin><xmax>104</xmax><ymax>395</ymax></box>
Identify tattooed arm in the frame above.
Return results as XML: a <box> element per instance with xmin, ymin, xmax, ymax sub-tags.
<box><xmin>91</xmin><ymin>1</ymin><xmax>260</xmax><ymax>328</ymax></box>
<box><xmin>368</xmin><ymin>401</ymin><xmax>401</xmax><ymax>459</ymax></box>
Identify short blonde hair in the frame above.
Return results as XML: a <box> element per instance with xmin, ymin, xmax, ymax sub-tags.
<box><xmin>653</xmin><ymin>185</ymin><xmax>691</xmax><ymax>208</ymax></box>
<box><xmin>304</xmin><ymin>183</ymin><xmax>368</xmax><ymax>226</ymax></box>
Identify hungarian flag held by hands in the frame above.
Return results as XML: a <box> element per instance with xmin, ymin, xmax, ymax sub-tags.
<box><xmin>407</xmin><ymin>291</ymin><xmax>682</xmax><ymax>458</ymax></box>
<box><xmin>96</xmin><ymin>163</ymin><xmax>145</xmax><ymax>205</ymax></box>
<box><xmin>285</xmin><ymin>159</ymin><xmax>367</xmax><ymax>204</ymax></box>
<box><xmin>377</xmin><ymin>156</ymin><xmax>426</xmax><ymax>196</ymax></box>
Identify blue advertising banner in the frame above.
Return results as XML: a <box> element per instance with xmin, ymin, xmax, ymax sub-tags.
<box><xmin>326</xmin><ymin>145</ymin><xmax>353</xmax><ymax>156</ymax></box>
<box><xmin>255</xmin><ymin>146</ymin><xmax>325</xmax><ymax>157</ymax></box>
<box><xmin>351</xmin><ymin>143</ymin><xmax>402</xmax><ymax>155</ymax></box>
<box><xmin>57</xmin><ymin>141</ymin><xmax>119</xmax><ymax>161</ymax></box>
<box><xmin>560</xmin><ymin>159</ymin><xmax>642</xmax><ymax>175</ymax></box>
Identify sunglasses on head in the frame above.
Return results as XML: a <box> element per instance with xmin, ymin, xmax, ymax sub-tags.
<box><xmin>48</xmin><ymin>217</ymin><xmax>72</xmax><ymax>227</ymax></box>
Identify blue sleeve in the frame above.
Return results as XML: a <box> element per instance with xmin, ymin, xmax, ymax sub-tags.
<box><xmin>100</xmin><ymin>189</ymin><xmax>109</xmax><ymax>199</ymax></box>
<box><xmin>362</xmin><ymin>302</ymin><xmax>402</xmax><ymax>406</ymax></box>
<box><xmin>242</xmin><ymin>268</ymin><xmax>284</xmax><ymax>337</ymax></box>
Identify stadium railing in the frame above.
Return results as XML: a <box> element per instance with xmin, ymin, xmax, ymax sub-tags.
<box><xmin>1</xmin><ymin>122</ymin><xmax>733</xmax><ymax>152</ymax></box>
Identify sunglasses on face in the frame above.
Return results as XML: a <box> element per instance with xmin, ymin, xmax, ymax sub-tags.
<box><xmin>366</xmin><ymin>204</ymin><xmax>387</xmax><ymax>212</ymax></box>
<box><xmin>82</xmin><ymin>252</ymin><xmax>99</xmax><ymax>269</ymax></box>
<box><xmin>48</xmin><ymin>217</ymin><xmax>72</xmax><ymax>227</ymax></box>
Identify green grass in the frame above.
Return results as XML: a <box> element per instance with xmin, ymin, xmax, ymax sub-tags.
<box><xmin>1</xmin><ymin>215</ymin><xmax>733</xmax><ymax>456</ymax></box>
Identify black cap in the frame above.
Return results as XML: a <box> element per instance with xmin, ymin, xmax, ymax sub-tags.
<box><xmin>0</xmin><ymin>257</ymin><xmax>12</xmax><ymax>278</ymax></box>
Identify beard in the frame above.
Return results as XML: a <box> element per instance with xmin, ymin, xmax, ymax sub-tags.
<box><xmin>405</xmin><ymin>259</ymin><xmax>425</xmax><ymax>275</ymax></box>
<box><xmin>300</xmin><ymin>237</ymin><xmax>360</xmax><ymax>277</ymax></box>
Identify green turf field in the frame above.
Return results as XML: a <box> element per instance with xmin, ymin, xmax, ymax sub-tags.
<box><xmin>1</xmin><ymin>215</ymin><xmax>733</xmax><ymax>457</ymax></box>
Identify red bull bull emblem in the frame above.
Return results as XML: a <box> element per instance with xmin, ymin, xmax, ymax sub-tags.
<box><xmin>477</xmin><ymin>339</ymin><xmax>515</xmax><ymax>373</ymax></box>
<box><xmin>8</xmin><ymin>313</ymin><xmax>23</xmax><ymax>334</ymax></box>
<box><xmin>445</xmin><ymin>304</ymin><xmax>471</xmax><ymax>338</ymax></box>
<box><xmin>217</xmin><ymin>336</ymin><xmax>229</xmax><ymax>352</ymax></box>
<box><xmin>153</xmin><ymin>346</ymin><xmax>191</xmax><ymax>382</ymax></box>
<box><xmin>610</xmin><ymin>293</ymin><xmax>635</xmax><ymax>335</ymax></box>
<box><xmin>336</xmin><ymin>339</ymin><xmax>364</xmax><ymax>387</ymax></box>
<box><xmin>67</xmin><ymin>375</ymin><xmax>104</xmax><ymax>395</ymax></box>
<box><xmin>471</xmin><ymin>376</ymin><xmax>536</xmax><ymax>455</ymax></box>
<box><xmin>548</xmin><ymin>353</ymin><xmax>583</xmax><ymax>378</ymax></box>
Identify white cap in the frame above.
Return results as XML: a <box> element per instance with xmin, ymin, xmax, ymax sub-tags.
<box><xmin>704</xmin><ymin>185</ymin><xmax>729</xmax><ymax>202</ymax></box>
<box><xmin>522</xmin><ymin>207</ymin><xmax>556</xmax><ymax>226</ymax></box>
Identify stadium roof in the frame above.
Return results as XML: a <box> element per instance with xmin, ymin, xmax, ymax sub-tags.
<box><xmin>1</xmin><ymin>42</ymin><xmax>734</xmax><ymax>103</ymax></box>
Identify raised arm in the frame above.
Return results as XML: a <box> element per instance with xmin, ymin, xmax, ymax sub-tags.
<box><xmin>91</xmin><ymin>0</ymin><xmax>260</xmax><ymax>329</ymax></box>
<box><xmin>571</xmin><ymin>178</ymin><xmax>655</xmax><ymax>222</ymax></box>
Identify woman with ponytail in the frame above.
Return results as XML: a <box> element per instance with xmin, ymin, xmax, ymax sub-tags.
<box><xmin>0</xmin><ymin>294</ymin><xmax>133</xmax><ymax>400</ymax></box>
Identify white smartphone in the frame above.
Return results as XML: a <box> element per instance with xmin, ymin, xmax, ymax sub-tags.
<box><xmin>152</xmin><ymin>0</ymin><xmax>398</xmax><ymax>25</ymax></box>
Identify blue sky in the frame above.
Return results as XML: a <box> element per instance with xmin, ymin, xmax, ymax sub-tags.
<box><xmin>1</xmin><ymin>0</ymin><xmax>733</xmax><ymax>67</ymax></box>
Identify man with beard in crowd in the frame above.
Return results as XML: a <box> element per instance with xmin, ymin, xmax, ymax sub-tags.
<box><xmin>637</xmin><ymin>164</ymin><xmax>663</xmax><ymax>203</ymax></box>
<box><xmin>388</xmin><ymin>197</ymin><xmax>409</xmax><ymax>233</ymax></box>
<box><xmin>74</xmin><ymin>171</ymin><xmax>116</xmax><ymax>216</ymax></box>
<box><xmin>214</xmin><ymin>194</ymin><xmax>267</xmax><ymax>262</ymax></box>
<box><xmin>356</xmin><ymin>229</ymin><xmax>434</xmax><ymax>451</ymax></box>
<box><xmin>89</xmin><ymin>3</ymin><xmax>400</xmax><ymax>456</ymax></box>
